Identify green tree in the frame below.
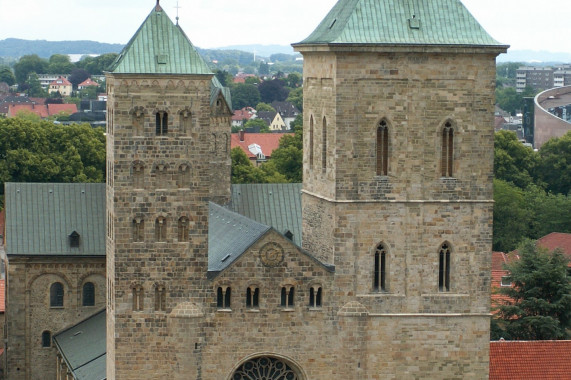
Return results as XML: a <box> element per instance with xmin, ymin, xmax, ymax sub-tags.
<box><xmin>244</xmin><ymin>76</ymin><xmax>260</xmax><ymax>85</ymax></box>
<box><xmin>244</xmin><ymin>118</ymin><xmax>269</xmax><ymax>133</ymax></box>
<box><xmin>68</xmin><ymin>69</ymin><xmax>90</xmax><ymax>88</ymax></box>
<box><xmin>47</xmin><ymin>54</ymin><xmax>74</xmax><ymax>74</ymax></box>
<box><xmin>285</xmin><ymin>72</ymin><xmax>302</xmax><ymax>88</ymax></box>
<box><xmin>0</xmin><ymin>65</ymin><xmax>16</xmax><ymax>86</ymax></box>
<box><xmin>258</xmin><ymin>79</ymin><xmax>289</xmax><ymax>103</ymax></box>
<box><xmin>13</xmin><ymin>54</ymin><xmax>48</xmax><ymax>84</ymax></box>
<box><xmin>26</xmin><ymin>72</ymin><xmax>47</xmax><ymax>97</ymax></box>
<box><xmin>258</xmin><ymin>61</ymin><xmax>269</xmax><ymax>76</ymax></box>
<box><xmin>525</xmin><ymin>186</ymin><xmax>571</xmax><ymax>239</ymax></box>
<box><xmin>77</xmin><ymin>53</ymin><xmax>118</xmax><ymax>75</ymax></box>
<box><xmin>537</xmin><ymin>131</ymin><xmax>571</xmax><ymax>195</ymax></box>
<box><xmin>286</xmin><ymin>87</ymin><xmax>303</xmax><ymax>112</ymax></box>
<box><xmin>214</xmin><ymin>70</ymin><xmax>233</xmax><ymax>87</ymax></box>
<box><xmin>255</xmin><ymin>102</ymin><xmax>275</xmax><ymax>112</ymax></box>
<box><xmin>0</xmin><ymin>118</ymin><xmax>106</xmax><ymax>195</ymax></box>
<box><xmin>494</xmin><ymin>240</ymin><xmax>571</xmax><ymax>340</ymax></box>
<box><xmin>493</xmin><ymin>179</ymin><xmax>530</xmax><ymax>252</ymax></box>
<box><xmin>494</xmin><ymin>130</ymin><xmax>540</xmax><ymax>189</ymax></box>
<box><xmin>231</xmin><ymin>84</ymin><xmax>260</xmax><ymax>110</ymax></box>
<box><xmin>270</xmin><ymin>117</ymin><xmax>303</xmax><ymax>182</ymax></box>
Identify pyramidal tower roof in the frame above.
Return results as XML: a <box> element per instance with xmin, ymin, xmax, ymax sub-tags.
<box><xmin>294</xmin><ymin>0</ymin><xmax>507</xmax><ymax>48</ymax></box>
<box><xmin>109</xmin><ymin>1</ymin><xmax>212</xmax><ymax>75</ymax></box>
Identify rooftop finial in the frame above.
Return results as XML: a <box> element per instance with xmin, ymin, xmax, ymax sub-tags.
<box><xmin>175</xmin><ymin>1</ymin><xmax>182</xmax><ymax>25</ymax></box>
<box><xmin>155</xmin><ymin>0</ymin><xmax>162</xmax><ymax>11</ymax></box>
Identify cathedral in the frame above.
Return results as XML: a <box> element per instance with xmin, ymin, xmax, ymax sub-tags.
<box><xmin>3</xmin><ymin>0</ymin><xmax>507</xmax><ymax>379</ymax></box>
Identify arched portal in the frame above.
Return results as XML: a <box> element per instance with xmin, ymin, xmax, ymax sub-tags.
<box><xmin>231</xmin><ymin>356</ymin><xmax>303</xmax><ymax>380</ymax></box>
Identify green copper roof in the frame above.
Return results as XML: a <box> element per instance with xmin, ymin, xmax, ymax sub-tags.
<box><xmin>295</xmin><ymin>0</ymin><xmax>506</xmax><ymax>47</ymax></box>
<box><xmin>109</xmin><ymin>3</ymin><xmax>212</xmax><ymax>75</ymax></box>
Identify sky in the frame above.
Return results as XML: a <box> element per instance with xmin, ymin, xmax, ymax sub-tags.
<box><xmin>0</xmin><ymin>0</ymin><xmax>569</xmax><ymax>54</ymax></box>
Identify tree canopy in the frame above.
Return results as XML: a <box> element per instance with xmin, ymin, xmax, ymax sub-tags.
<box><xmin>13</xmin><ymin>54</ymin><xmax>48</xmax><ymax>84</ymax></box>
<box><xmin>0</xmin><ymin>118</ymin><xmax>106</xmax><ymax>197</ymax></box>
<box><xmin>0</xmin><ymin>65</ymin><xmax>16</xmax><ymax>86</ymax></box>
<box><xmin>258</xmin><ymin>79</ymin><xmax>289</xmax><ymax>104</ymax></box>
<box><xmin>231</xmin><ymin>84</ymin><xmax>260</xmax><ymax>110</ymax></box>
<box><xmin>493</xmin><ymin>240</ymin><xmax>571</xmax><ymax>340</ymax></box>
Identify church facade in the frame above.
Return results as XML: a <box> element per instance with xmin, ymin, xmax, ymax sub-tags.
<box><xmin>105</xmin><ymin>1</ymin><xmax>506</xmax><ymax>379</ymax></box>
<box><xmin>2</xmin><ymin>0</ymin><xmax>507</xmax><ymax>379</ymax></box>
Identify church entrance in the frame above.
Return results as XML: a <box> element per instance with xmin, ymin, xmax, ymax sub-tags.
<box><xmin>232</xmin><ymin>356</ymin><xmax>302</xmax><ymax>380</ymax></box>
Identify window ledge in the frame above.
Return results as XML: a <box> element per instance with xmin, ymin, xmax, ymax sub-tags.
<box><xmin>246</xmin><ymin>309</ymin><xmax>260</xmax><ymax>313</ymax></box>
<box><xmin>216</xmin><ymin>308</ymin><xmax>232</xmax><ymax>313</ymax></box>
<box><xmin>280</xmin><ymin>308</ymin><xmax>295</xmax><ymax>312</ymax></box>
<box><xmin>50</xmin><ymin>306</ymin><xmax>64</xmax><ymax>309</ymax></box>
<box><xmin>308</xmin><ymin>307</ymin><xmax>322</xmax><ymax>311</ymax></box>
<box><xmin>421</xmin><ymin>293</ymin><xmax>468</xmax><ymax>297</ymax></box>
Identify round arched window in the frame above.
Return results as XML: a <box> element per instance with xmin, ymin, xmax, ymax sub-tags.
<box><xmin>232</xmin><ymin>356</ymin><xmax>301</xmax><ymax>380</ymax></box>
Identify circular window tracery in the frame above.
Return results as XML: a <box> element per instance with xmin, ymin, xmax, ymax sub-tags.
<box><xmin>232</xmin><ymin>356</ymin><xmax>300</xmax><ymax>380</ymax></box>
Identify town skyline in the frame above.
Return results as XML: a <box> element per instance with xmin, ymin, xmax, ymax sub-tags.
<box><xmin>0</xmin><ymin>0</ymin><xmax>570</xmax><ymax>56</ymax></box>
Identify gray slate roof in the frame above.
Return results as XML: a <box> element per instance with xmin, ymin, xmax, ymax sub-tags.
<box><xmin>53</xmin><ymin>309</ymin><xmax>106</xmax><ymax>380</ymax></box>
<box><xmin>4</xmin><ymin>183</ymin><xmax>106</xmax><ymax>256</ymax></box>
<box><xmin>208</xmin><ymin>202</ymin><xmax>271</xmax><ymax>274</ymax></box>
<box><xmin>230</xmin><ymin>183</ymin><xmax>302</xmax><ymax>247</ymax></box>
<box><xmin>295</xmin><ymin>0</ymin><xmax>507</xmax><ymax>47</ymax></box>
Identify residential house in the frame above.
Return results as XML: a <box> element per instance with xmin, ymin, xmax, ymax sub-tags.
<box><xmin>271</xmin><ymin>101</ymin><xmax>300</xmax><ymax>129</ymax></box>
<box><xmin>77</xmin><ymin>78</ymin><xmax>99</xmax><ymax>90</ymax></box>
<box><xmin>231</xmin><ymin>130</ymin><xmax>290</xmax><ymax>165</ymax></box>
<box><xmin>268</xmin><ymin>112</ymin><xmax>287</xmax><ymax>131</ymax></box>
<box><xmin>48</xmin><ymin>76</ymin><xmax>73</xmax><ymax>97</ymax></box>
<box><xmin>231</xmin><ymin>107</ymin><xmax>256</xmax><ymax>128</ymax></box>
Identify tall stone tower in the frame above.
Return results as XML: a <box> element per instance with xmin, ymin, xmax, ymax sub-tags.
<box><xmin>105</xmin><ymin>2</ymin><xmax>231</xmax><ymax>378</ymax></box>
<box><xmin>294</xmin><ymin>0</ymin><xmax>507</xmax><ymax>377</ymax></box>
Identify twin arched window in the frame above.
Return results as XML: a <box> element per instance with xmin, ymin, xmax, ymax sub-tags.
<box><xmin>217</xmin><ymin>286</ymin><xmax>232</xmax><ymax>309</ymax></box>
<box><xmin>155</xmin><ymin>111</ymin><xmax>168</xmax><ymax>135</ymax></box>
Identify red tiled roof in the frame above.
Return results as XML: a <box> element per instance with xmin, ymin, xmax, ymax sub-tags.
<box><xmin>49</xmin><ymin>76</ymin><xmax>72</xmax><ymax>86</ymax></box>
<box><xmin>232</xmin><ymin>108</ymin><xmax>255</xmax><ymax>121</ymax></box>
<box><xmin>0</xmin><ymin>280</ymin><xmax>5</xmax><ymax>313</ymax></box>
<box><xmin>537</xmin><ymin>232</ymin><xmax>571</xmax><ymax>262</ymax></box>
<box><xmin>492</xmin><ymin>251</ymin><xmax>508</xmax><ymax>271</ymax></box>
<box><xmin>490</xmin><ymin>340</ymin><xmax>571</xmax><ymax>380</ymax></box>
<box><xmin>78</xmin><ymin>78</ymin><xmax>99</xmax><ymax>87</ymax></box>
<box><xmin>47</xmin><ymin>103</ymin><xmax>77</xmax><ymax>115</ymax></box>
<box><xmin>230</xmin><ymin>132</ymin><xmax>291</xmax><ymax>159</ymax></box>
<box><xmin>8</xmin><ymin>104</ymin><xmax>49</xmax><ymax>118</ymax></box>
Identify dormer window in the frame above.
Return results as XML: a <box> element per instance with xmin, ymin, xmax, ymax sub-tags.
<box><xmin>69</xmin><ymin>231</ymin><xmax>80</xmax><ymax>248</ymax></box>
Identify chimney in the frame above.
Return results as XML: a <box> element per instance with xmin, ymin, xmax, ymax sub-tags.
<box><xmin>239</xmin><ymin>129</ymin><xmax>245</xmax><ymax>142</ymax></box>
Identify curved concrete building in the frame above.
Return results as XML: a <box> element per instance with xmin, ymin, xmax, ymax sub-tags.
<box><xmin>534</xmin><ymin>86</ymin><xmax>571</xmax><ymax>149</ymax></box>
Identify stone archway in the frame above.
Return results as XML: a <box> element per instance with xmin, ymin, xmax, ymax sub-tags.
<box><xmin>231</xmin><ymin>356</ymin><xmax>303</xmax><ymax>380</ymax></box>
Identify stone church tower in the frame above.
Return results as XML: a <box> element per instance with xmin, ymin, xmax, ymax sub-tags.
<box><xmin>105</xmin><ymin>2</ymin><xmax>231</xmax><ymax>378</ymax></box>
<box><xmin>293</xmin><ymin>0</ymin><xmax>507</xmax><ymax>377</ymax></box>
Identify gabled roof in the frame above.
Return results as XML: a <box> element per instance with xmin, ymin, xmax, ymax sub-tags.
<box><xmin>4</xmin><ymin>183</ymin><xmax>106</xmax><ymax>256</ymax></box>
<box><xmin>49</xmin><ymin>76</ymin><xmax>72</xmax><ymax>86</ymax></box>
<box><xmin>230</xmin><ymin>183</ymin><xmax>302</xmax><ymax>247</ymax></box>
<box><xmin>271</xmin><ymin>101</ymin><xmax>300</xmax><ymax>118</ymax></box>
<box><xmin>78</xmin><ymin>78</ymin><xmax>99</xmax><ymax>87</ymax></box>
<box><xmin>537</xmin><ymin>232</ymin><xmax>571</xmax><ymax>261</ymax></box>
<box><xmin>208</xmin><ymin>202</ymin><xmax>271</xmax><ymax>275</ymax></box>
<box><xmin>8</xmin><ymin>104</ymin><xmax>49</xmax><ymax>118</ymax></box>
<box><xmin>295</xmin><ymin>0</ymin><xmax>507</xmax><ymax>48</ymax></box>
<box><xmin>490</xmin><ymin>340</ymin><xmax>571</xmax><ymax>380</ymax></box>
<box><xmin>230</xmin><ymin>132</ymin><xmax>290</xmax><ymax>159</ymax></box>
<box><xmin>210</xmin><ymin>76</ymin><xmax>232</xmax><ymax>110</ymax></box>
<box><xmin>53</xmin><ymin>309</ymin><xmax>106</xmax><ymax>380</ymax></box>
<box><xmin>108</xmin><ymin>3</ymin><xmax>211</xmax><ymax>75</ymax></box>
<box><xmin>47</xmin><ymin>103</ymin><xmax>78</xmax><ymax>115</ymax></box>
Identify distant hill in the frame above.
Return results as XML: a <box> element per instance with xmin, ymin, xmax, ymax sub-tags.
<box><xmin>0</xmin><ymin>38</ymin><xmax>123</xmax><ymax>58</ymax></box>
<box><xmin>498</xmin><ymin>50</ymin><xmax>571</xmax><ymax>64</ymax></box>
<box><xmin>211</xmin><ymin>44</ymin><xmax>296</xmax><ymax>57</ymax></box>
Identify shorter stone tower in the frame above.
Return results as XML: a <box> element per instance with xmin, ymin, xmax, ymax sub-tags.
<box><xmin>105</xmin><ymin>2</ymin><xmax>231</xmax><ymax>378</ymax></box>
